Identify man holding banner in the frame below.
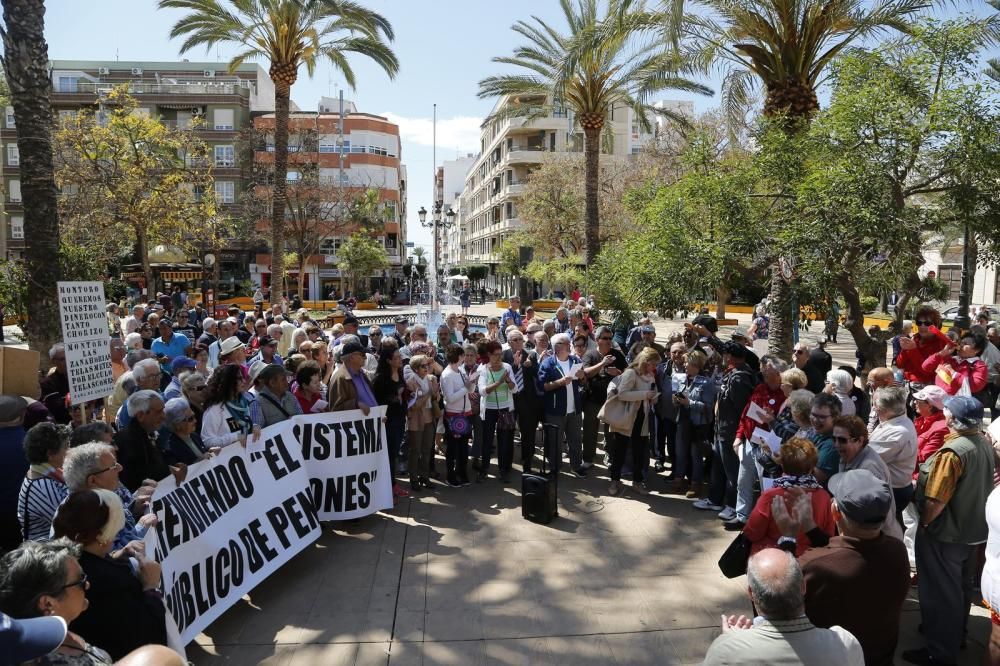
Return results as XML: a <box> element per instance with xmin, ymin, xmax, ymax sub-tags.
<box><xmin>328</xmin><ymin>341</ymin><xmax>377</xmax><ymax>414</ymax></box>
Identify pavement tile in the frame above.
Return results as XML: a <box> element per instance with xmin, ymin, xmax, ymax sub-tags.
<box><xmin>483</xmin><ymin>637</ymin><xmax>552</xmax><ymax>665</ymax></box>
<box><xmin>421</xmin><ymin>639</ymin><xmax>488</xmax><ymax>665</ymax></box>
<box><xmin>286</xmin><ymin>642</ymin><xmax>359</xmax><ymax>666</ymax></box>
<box><xmin>424</xmin><ymin>608</ymin><xmax>485</xmax><ymax>642</ymax></box>
<box><xmin>543</xmin><ymin>634</ymin><xmax>617</xmax><ymax>666</ymax></box>
<box><xmin>235</xmin><ymin>612</ymin><xmax>310</xmax><ymax>645</ymax></box>
<box><xmin>355</xmin><ymin>641</ymin><xmax>393</xmax><ymax>665</ymax></box>
<box><xmin>392</xmin><ymin>609</ymin><xmax>426</xmax><ymax>642</ymax></box>
<box><xmin>196</xmin><ymin>644</ymin><xmax>298</xmax><ymax>665</ymax></box>
<box><xmin>481</xmin><ymin>601</ymin><xmax>543</xmax><ymax>640</ymax></box>
<box><xmin>662</xmin><ymin>627</ymin><xmax>721</xmax><ymax>664</ymax></box>
<box><xmin>388</xmin><ymin>640</ymin><xmax>424</xmax><ymax>665</ymax></box>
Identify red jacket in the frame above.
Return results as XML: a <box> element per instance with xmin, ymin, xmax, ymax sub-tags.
<box><xmin>913</xmin><ymin>412</ymin><xmax>949</xmax><ymax>480</ymax></box>
<box><xmin>897</xmin><ymin>335</ymin><xmax>948</xmax><ymax>384</ymax></box>
<box><xmin>744</xmin><ymin>486</ymin><xmax>836</xmax><ymax>556</ymax></box>
<box><xmin>920</xmin><ymin>354</ymin><xmax>988</xmax><ymax>396</ymax></box>
<box><xmin>736</xmin><ymin>383</ymin><xmax>785</xmax><ymax>441</ymax></box>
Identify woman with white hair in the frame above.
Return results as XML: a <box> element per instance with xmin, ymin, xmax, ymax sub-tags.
<box><xmin>51</xmin><ymin>489</ymin><xmax>167</xmax><ymax>660</ymax></box>
<box><xmin>159</xmin><ymin>398</ymin><xmax>211</xmax><ymax>465</ymax></box>
<box><xmin>824</xmin><ymin>368</ymin><xmax>857</xmax><ymax>416</ymax></box>
<box><xmin>123</xmin><ymin>331</ymin><xmax>143</xmax><ymax>352</ymax></box>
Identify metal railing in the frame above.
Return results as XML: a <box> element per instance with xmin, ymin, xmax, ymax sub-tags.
<box><xmin>58</xmin><ymin>81</ymin><xmax>250</xmax><ymax>98</ymax></box>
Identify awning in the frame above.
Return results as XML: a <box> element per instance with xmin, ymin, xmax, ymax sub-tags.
<box><xmin>160</xmin><ymin>271</ymin><xmax>202</xmax><ymax>281</ymax></box>
<box><xmin>121</xmin><ymin>271</ymin><xmax>144</xmax><ymax>279</ymax></box>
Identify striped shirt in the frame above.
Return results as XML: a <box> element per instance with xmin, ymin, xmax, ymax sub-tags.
<box><xmin>18</xmin><ymin>476</ymin><xmax>68</xmax><ymax>542</ymax></box>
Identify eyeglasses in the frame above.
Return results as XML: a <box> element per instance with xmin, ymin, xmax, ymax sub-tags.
<box><xmin>915</xmin><ymin>319</ymin><xmax>933</xmax><ymax>326</ymax></box>
<box><xmin>810</xmin><ymin>412</ymin><xmax>832</xmax><ymax>421</ymax></box>
<box><xmin>833</xmin><ymin>435</ymin><xmax>853</xmax><ymax>444</ymax></box>
<box><xmin>793</xmin><ymin>349</ymin><xmax>806</xmax><ymax>355</ymax></box>
<box><xmin>181</xmin><ymin>414</ymin><xmax>197</xmax><ymax>423</ymax></box>
<box><xmin>190</xmin><ymin>385</ymin><xmax>207</xmax><ymax>392</ymax></box>
<box><xmin>62</xmin><ymin>573</ymin><xmax>89</xmax><ymax>591</ymax></box>
<box><xmin>370</xmin><ymin>332</ymin><xmax>382</xmax><ymax>337</ymax></box>
<box><xmin>90</xmin><ymin>462</ymin><xmax>122</xmax><ymax>476</ymax></box>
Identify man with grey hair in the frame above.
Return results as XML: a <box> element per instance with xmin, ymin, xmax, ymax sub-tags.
<box><xmin>208</xmin><ymin>318</ymin><xmax>236</xmax><ymax>370</ymax></box>
<box><xmin>551</xmin><ymin>306</ymin><xmax>571</xmax><ymax>334</ymax></box>
<box><xmin>537</xmin><ymin>332</ymin><xmax>588</xmax><ymax>478</ymax></box>
<box><xmin>869</xmin><ymin>386</ymin><xmax>918</xmax><ymax>518</ymax></box>
<box><xmin>703</xmin><ymin>549</ymin><xmax>864</xmax><ymax>665</ymax></box>
<box><xmin>122</xmin><ymin>304</ymin><xmax>145</xmax><ymax>336</ymax></box>
<box><xmin>113</xmin><ymin>391</ymin><xmax>169</xmax><ymax>491</ymax></box>
<box><xmin>115</xmin><ymin>358</ymin><xmax>163</xmax><ymax>430</ymax></box>
<box><xmin>400</xmin><ymin>324</ymin><xmax>429</xmax><ymax>361</ymax></box>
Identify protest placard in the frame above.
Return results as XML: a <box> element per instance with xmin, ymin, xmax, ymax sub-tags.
<box><xmin>291</xmin><ymin>406</ymin><xmax>393</xmax><ymax>521</ymax></box>
<box><xmin>146</xmin><ymin>430</ymin><xmax>321</xmax><ymax>644</ymax></box>
<box><xmin>64</xmin><ymin>339</ymin><xmax>115</xmax><ymax>404</ymax></box>
<box><xmin>57</xmin><ymin>281</ymin><xmax>107</xmax><ymax>342</ymax></box>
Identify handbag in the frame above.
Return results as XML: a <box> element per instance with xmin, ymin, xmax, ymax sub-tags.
<box><xmin>447</xmin><ymin>413</ymin><xmax>472</xmax><ymax>438</ymax></box>
<box><xmin>598</xmin><ymin>376</ymin><xmax>632</xmax><ymax>430</ymax></box>
<box><xmin>718</xmin><ymin>532</ymin><xmax>751</xmax><ymax>578</ymax></box>
<box><xmin>488</xmin><ymin>368</ymin><xmax>518</xmax><ymax>430</ymax></box>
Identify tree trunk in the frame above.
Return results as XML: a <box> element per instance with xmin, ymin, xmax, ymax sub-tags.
<box><xmin>839</xmin><ymin>273</ymin><xmax>887</xmax><ymax>372</ymax></box>
<box><xmin>297</xmin><ymin>254</ymin><xmax>306</xmax><ymax>302</ymax></box>
<box><xmin>715</xmin><ymin>284</ymin><xmax>731</xmax><ymax>319</ymax></box>
<box><xmin>1</xmin><ymin>0</ymin><xmax>61</xmax><ymax>371</ymax></box>
<box><xmin>766</xmin><ymin>267</ymin><xmax>794</xmax><ymax>361</ymax></box>
<box><xmin>583</xmin><ymin>125</ymin><xmax>601</xmax><ymax>267</ymax></box>
<box><xmin>137</xmin><ymin>226</ymin><xmax>152</xmax><ymax>298</ymax></box>
<box><xmin>269</xmin><ymin>84</ymin><xmax>291</xmax><ymax>306</ymax></box>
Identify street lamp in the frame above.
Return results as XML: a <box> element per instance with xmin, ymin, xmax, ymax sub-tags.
<box><xmin>417</xmin><ymin>202</ymin><xmax>456</xmax><ymax>310</ymax></box>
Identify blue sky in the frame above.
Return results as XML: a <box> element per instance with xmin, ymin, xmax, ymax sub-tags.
<box><xmin>43</xmin><ymin>0</ymin><xmax>991</xmax><ymax>251</ymax></box>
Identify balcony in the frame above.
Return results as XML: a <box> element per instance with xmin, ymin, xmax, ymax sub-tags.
<box><xmin>55</xmin><ymin>81</ymin><xmax>250</xmax><ymax>99</ymax></box>
<box><xmin>506</xmin><ymin>146</ymin><xmax>548</xmax><ymax>165</ymax></box>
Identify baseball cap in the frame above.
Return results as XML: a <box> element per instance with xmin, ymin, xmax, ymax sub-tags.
<box><xmin>0</xmin><ymin>612</ymin><xmax>67</xmax><ymax>663</ymax></box>
<box><xmin>913</xmin><ymin>385</ymin><xmax>948</xmax><ymax>411</ymax></box>
<box><xmin>341</xmin><ymin>340</ymin><xmax>366</xmax><ymax>356</ymax></box>
<box><xmin>828</xmin><ymin>469</ymin><xmax>892</xmax><ymax>526</ymax></box>
<box><xmin>395</xmin><ymin>315</ymin><xmax>409</xmax><ymax>325</ymax></box>
<box><xmin>943</xmin><ymin>395</ymin><xmax>985</xmax><ymax>429</ymax></box>
<box><xmin>170</xmin><ymin>356</ymin><xmax>197</xmax><ymax>373</ymax></box>
<box><xmin>219</xmin><ymin>337</ymin><xmax>244</xmax><ymax>356</ymax></box>
<box><xmin>0</xmin><ymin>395</ymin><xmax>29</xmax><ymax>423</ymax></box>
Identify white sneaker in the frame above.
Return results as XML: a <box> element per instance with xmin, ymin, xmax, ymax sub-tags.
<box><xmin>693</xmin><ymin>498</ymin><xmax>723</xmax><ymax>511</ymax></box>
<box><xmin>718</xmin><ymin>507</ymin><xmax>736</xmax><ymax>521</ymax></box>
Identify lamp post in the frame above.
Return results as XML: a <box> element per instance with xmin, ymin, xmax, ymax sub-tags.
<box><xmin>417</xmin><ymin>202</ymin><xmax>456</xmax><ymax>310</ymax></box>
<box><xmin>954</xmin><ymin>221</ymin><xmax>972</xmax><ymax>332</ymax></box>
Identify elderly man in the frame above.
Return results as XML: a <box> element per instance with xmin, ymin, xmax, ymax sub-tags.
<box><xmin>625</xmin><ymin>316</ymin><xmax>652</xmax><ymax>352</ymax></box>
<box><xmin>792</xmin><ymin>342</ymin><xmax>826</xmax><ymax>394</ymax></box>
<box><xmin>772</xmin><ymin>469</ymin><xmax>910</xmax><ymax>666</ymax></box>
<box><xmin>400</xmin><ymin>324</ymin><xmax>429</xmax><ymax>361</ymax></box>
<box><xmin>391</xmin><ymin>316</ymin><xmax>410</xmax><ymax>348</ymax></box>
<box><xmin>256</xmin><ymin>335</ymin><xmax>281</xmax><ymax>366</ymax></box>
<box><xmin>550</xmin><ymin>306</ymin><xmax>571</xmax><ymax>335</ymax></box>
<box><xmin>537</xmin><ymin>332</ymin><xmax>588</xmax><ymax>478</ymax></box>
<box><xmin>905</xmin><ymin>396</ymin><xmax>995</xmax><ymax>666</ymax></box>
<box><xmin>0</xmin><ymin>395</ymin><xmax>29</xmax><ymax>551</ymax></box>
<box><xmin>276</xmin><ymin>315</ymin><xmax>296</xmax><ymax>357</ymax></box>
<box><xmin>208</xmin><ymin>319</ymin><xmax>235</xmax><ymax>369</ymax></box>
<box><xmin>626</xmin><ymin>324</ymin><xmax>665</xmax><ymax>363</ymax></box>
<box><xmin>115</xmin><ymin>358</ymin><xmax>162</xmax><ymax>429</ymax></box>
<box><xmin>831</xmin><ymin>415</ymin><xmax>903</xmax><ymax>540</ymax></box>
<box><xmin>197</xmin><ymin>317</ymin><xmax>218</xmax><ymax>349</ymax></box>
<box><xmin>121</xmin><ymin>305</ymin><xmax>145</xmax><ymax>337</ymax></box>
<box><xmin>62</xmin><ymin>442</ymin><xmax>157</xmax><ymax>552</ymax></box>
<box><xmin>367</xmin><ymin>325</ymin><xmax>384</xmax><ymax>355</ymax></box>
<box><xmin>328</xmin><ymin>340</ymin><xmax>377</xmax><ymax>414</ymax></box>
<box><xmin>865</xmin><ymin>367</ymin><xmax>896</xmax><ymax>432</ymax></box>
<box><xmin>704</xmin><ymin>548</ymin><xmax>864</xmax><ymax>665</ymax></box>
<box><xmin>654</xmin><ymin>342</ymin><xmax>688</xmax><ymax>474</ymax></box>
<box><xmin>341</xmin><ymin>315</ymin><xmax>368</xmax><ymax>348</ymax></box>
<box><xmin>869</xmin><ymin>386</ymin><xmax>918</xmax><ymax>524</ymax></box>
<box><xmin>500</xmin><ymin>295</ymin><xmax>523</xmax><ymax>341</ymax></box>
<box><xmin>256</xmin><ymin>364</ymin><xmax>302</xmax><ymax>426</ymax></box>
<box><xmin>110</xmin><ymin>337</ymin><xmax>128</xmax><ymax>381</ymax></box>
<box><xmin>113</xmin><ymin>390</ymin><xmax>170</xmax><ymax>491</ymax></box>
<box><xmin>151</xmin><ymin>318</ymin><xmax>191</xmax><ymax>369</ymax></box>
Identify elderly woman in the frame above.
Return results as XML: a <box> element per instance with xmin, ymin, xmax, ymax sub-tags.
<box><xmin>768</xmin><ymin>369</ymin><xmax>810</xmax><ymax>441</ymax></box>
<box><xmin>771</xmin><ymin>388</ymin><xmax>816</xmax><ymax>443</ymax></box>
<box><xmin>293</xmin><ymin>360</ymin><xmax>325</xmax><ymax>414</ymax></box>
<box><xmin>51</xmin><ymin>489</ymin><xmax>167</xmax><ymax>660</ymax></box>
<box><xmin>671</xmin><ymin>350</ymin><xmax>717</xmax><ymax>499</ymax></box>
<box><xmin>123</xmin><ymin>331</ymin><xmax>143</xmax><ymax>352</ymax></box>
<box><xmin>824</xmin><ymin>368</ymin><xmax>857</xmax><ymax>416</ymax></box>
<box><xmin>18</xmin><ymin>423</ymin><xmax>71</xmax><ymax>542</ymax></box>
<box><xmin>191</xmin><ymin>343</ymin><xmax>209</xmax><ymax>376</ymax></box>
<box><xmin>180</xmin><ymin>370</ymin><xmax>208</xmax><ymax>432</ymax></box>
<box><xmin>742</xmin><ymin>437</ymin><xmax>835</xmax><ymax>555</ymax></box>
<box><xmin>485</xmin><ymin>317</ymin><xmax>502</xmax><ymax>343</ymax></box>
<box><xmin>63</xmin><ymin>442</ymin><xmax>157</xmax><ymax>554</ymax></box>
<box><xmin>477</xmin><ymin>340</ymin><xmax>518</xmax><ymax>483</ymax></box>
<box><xmin>311</xmin><ymin>341</ymin><xmax>333</xmax><ymax>398</ymax></box>
<box><xmin>912</xmin><ymin>385</ymin><xmax>949</xmax><ymax>477</ymax></box>
<box><xmin>159</xmin><ymin>398</ymin><xmax>210</xmax><ymax>465</ymax></box>
<box><xmin>896</xmin><ymin>305</ymin><xmax>948</xmax><ymax>385</ymax></box>
<box><xmin>606</xmin><ymin>348</ymin><xmax>661</xmax><ymax>497</ymax></box>
<box><xmin>0</xmin><ymin>538</ymin><xmax>115</xmax><ymax>664</ymax></box>
<box><xmin>406</xmin><ymin>354</ymin><xmax>439</xmax><ymax>491</ymax></box>
<box><xmin>202</xmin><ymin>364</ymin><xmax>258</xmax><ymax>448</ymax></box>
<box><xmin>289</xmin><ymin>327</ymin><xmax>309</xmax><ymax>355</ymax></box>
<box><xmin>921</xmin><ymin>330</ymin><xmax>990</xmax><ymax>399</ymax></box>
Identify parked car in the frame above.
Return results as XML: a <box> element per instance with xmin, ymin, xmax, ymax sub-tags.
<box><xmin>940</xmin><ymin>304</ymin><xmax>999</xmax><ymax>321</ymax></box>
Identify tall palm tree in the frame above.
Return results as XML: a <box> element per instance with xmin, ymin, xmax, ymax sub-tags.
<box><xmin>659</xmin><ymin>0</ymin><xmax>927</xmax><ymax>358</ymax></box>
<box><xmin>0</xmin><ymin>0</ymin><xmax>63</xmax><ymax>368</ymax></box>
<box><xmin>159</xmin><ymin>0</ymin><xmax>399</xmax><ymax>305</ymax></box>
<box><xmin>989</xmin><ymin>0</ymin><xmax>1000</xmax><ymax>82</ymax></box>
<box><xmin>479</xmin><ymin>0</ymin><xmax>711</xmax><ymax>269</ymax></box>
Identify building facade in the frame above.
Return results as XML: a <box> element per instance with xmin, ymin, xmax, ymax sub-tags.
<box><xmin>921</xmin><ymin>241</ymin><xmax>1000</xmax><ymax>309</ymax></box>
<box><xmin>448</xmin><ymin>96</ymin><xmax>693</xmax><ymax>294</ymax></box>
<box><xmin>438</xmin><ymin>154</ymin><xmax>477</xmax><ymax>271</ymax></box>
<box><xmin>1</xmin><ymin>59</ymin><xmax>274</xmax><ymax>298</ymax></box>
<box><xmin>249</xmin><ymin>99</ymin><xmax>407</xmax><ymax>299</ymax></box>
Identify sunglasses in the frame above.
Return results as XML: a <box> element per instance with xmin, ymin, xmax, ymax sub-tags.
<box><xmin>915</xmin><ymin>320</ymin><xmax>933</xmax><ymax>326</ymax></box>
<box><xmin>370</xmin><ymin>332</ymin><xmax>382</xmax><ymax>337</ymax></box>
<box><xmin>793</xmin><ymin>349</ymin><xmax>806</xmax><ymax>355</ymax></box>
<box><xmin>62</xmin><ymin>573</ymin><xmax>89</xmax><ymax>591</ymax></box>
<box><xmin>190</xmin><ymin>385</ymin><xmax>207</xmax><ymax>391</ymax></box>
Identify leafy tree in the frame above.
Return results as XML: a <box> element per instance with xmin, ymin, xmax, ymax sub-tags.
<box><xmin>478</xmin><ymin>0</ymin><xmax>709</xmax><ymax>269</ymax></box>
<box><xmin>0</xmin><ymin>0</ymin><xmax>63</xmax><ymax>365</ymax></box>
<box><xmin>161</xmin><ymin>0</ymin><xmax>399</xmax><ymax>305</ymax></box>
<box><xmin>338</xmin><ymin>233</ymin><xmax>388</xmax><ymax>297</ymax></box>
<box><xmin>54</xmin><ymin>88</ymin><xmax>217</xmax><ymax>292</ymax></box>
<box><xmin>989</xmin><ymin>0</ymin><xmax>1000</xmax><ymax>82</ymax></box>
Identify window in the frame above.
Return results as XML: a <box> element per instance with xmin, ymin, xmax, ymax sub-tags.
<box><xmin>213</xmin><ymin>109</ymin><xmax>234</xmax><ymax>130</ymax></box>
<box><xmin>176</xmin><ymin>111</ymin><xmax>193</xmax><ymax>130</ymax></box>
<box><xmin>10</xmin><ymin>216</ymin><xmax>23</xmax><ymax>240</ymax></box>
<box><xmin>286</xmin><ymin>171</ymin><xmax>301</xmax><ymax>183</ymax></box>
<box><xmin>56</xmin><ymin>76</ymin><xmax>79</xmax><ymax>93</ymax></box>
<box><xmin>384</xmin><ymin>200</ymin><xmax>397</xmax><ymax>223</ymax></box>
<box><xmin>937</xmin><ymin>265</ymin><xmax>963</xmax><ymax>300</ymax></box>
<box><xmin>319</xmin><ymin>237</ymin><xmax>344</xmax><ymax>255</ymax></box>
<box><xmin>214</xmin><ymin>180</ymin><xmax>235</xmax><ymax>204</ymax></box>
<box><xmin>5</xmin><ymin>106</ymin><xmax>14</xmax><ymax>128</ymax></box>
<box><xmin>9</xmin><ymin>180</ymin><xmax>21</xmax><ymax>203</ymax></box>
<box><xmin>7</xmin><ymin>144</ymin><xmax>19</xmax><ymax>166</ymax></box>
<box><xmin>214</xmin><ymin>145</ymin><xmax>235</xmax><ymax>167</ymax></box>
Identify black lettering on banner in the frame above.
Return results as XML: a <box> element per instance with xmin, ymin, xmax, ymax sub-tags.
<box><xmin>342</xmin><ymin>422</ymin><xmax>357</xmax><ymax>456</ymax></box>
<box><xmin>354</xmin><ymin>418</ymin><xmax>381</xmax><ymax>455</ymax></box>
<box><xmin>309</xmin><ymin>469</ymin><xmax>378</xmax><ymax>514</ymax></box>
<box><xmin>263</xmin><ymin>433</ymin><xmax>302</xmax><ymax>481</ymax></box>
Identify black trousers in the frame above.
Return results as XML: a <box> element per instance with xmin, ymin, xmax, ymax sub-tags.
<box><xmin>609</xmin><ymin>432</ymin><xmax>649</xmax><ymax>483</ymax></box>
<box><xmin>515</xmin><ymin>393</ymin><xmax>540</xmax><ymax>470</ymax></box>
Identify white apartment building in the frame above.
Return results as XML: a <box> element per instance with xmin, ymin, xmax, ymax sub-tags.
<box><xmin>921</xmin><ymin>239</ymin><xmax>1000</xmax><ymax>308</ymax></box>
<box><xmin>439</xmin><ymin>154</ymin><xmax>477</xmax><ymax>270</ymax></box>
<box><xmin>450</xmin><ymin>96</ymin><xmax>692</xmax><ymax>294</ymax></box>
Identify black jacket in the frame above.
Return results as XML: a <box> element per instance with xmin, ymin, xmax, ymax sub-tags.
<box><xmin>715</xmin><ymin>363</ymin><xmax>757</xmax><ymax>441</ymax></box>
<box><xmin>114</xmin><ymin>421</ymin><xmax>170</xmax><ymax>491</ymax></box>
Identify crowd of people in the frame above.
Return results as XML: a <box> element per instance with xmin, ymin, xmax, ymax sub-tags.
<box><xmin>2</xmin><ymin>292</ymin><xmax>1000</xmax><ymax>664</ymax></box>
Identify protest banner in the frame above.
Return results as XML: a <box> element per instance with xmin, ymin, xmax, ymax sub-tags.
<box><xmin>146</xmin><ymin>429</ymin><xmax>321</xmax><ymax>644</ymax></box>
<box><xmin>145</xmin><ymin>407</ymin><xmax>392</xmax><ymax>644</ymax></box>
<box><xmin>57</xmin><ymin>281</ymin><xmax>114</xmax><ymax>405</ymax></box>
<box><xmin>291</xmin><ymin>406</ymin><xmax>393</xmax><ymax>521</ymax></box>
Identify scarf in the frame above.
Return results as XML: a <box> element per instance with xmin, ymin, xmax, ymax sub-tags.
<box><xmin>224</xmin><ymin>396</ymin><xmax>252</xmax><ymax>434</ymax></box>
<box><xmin>29</xmin><ymin>462</ymin><xmax>64</xmax><ymax>484</ymax></box>
<box><xmin>772</xmin><ymin>473</ymin><xmax>822</xmax><ymax>490</ymax></box>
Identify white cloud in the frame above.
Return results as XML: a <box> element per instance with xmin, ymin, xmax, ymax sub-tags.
<box><xmin>380</xmin><ymin>112</ymin><xmax>483</xmax><ymax>154</ymax></box>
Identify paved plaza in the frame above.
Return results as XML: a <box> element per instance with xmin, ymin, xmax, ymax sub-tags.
<box><xmin>188</xmin><ymin>446</ymin><xmax>992</xmax><ymax>666</ymax></box>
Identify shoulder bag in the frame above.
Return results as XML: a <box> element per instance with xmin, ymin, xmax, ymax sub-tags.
<box><xmin>718</xmin><ymin>532</ymin><xmax>751</xmax><ymax>578</ymax></box>
<box><xmin>597</xmin><ymin>375</ymin><xmax>632</xmax><ymax>431</ymax></box>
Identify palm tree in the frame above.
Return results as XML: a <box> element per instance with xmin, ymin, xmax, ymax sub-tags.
<box><xmin>659</xmin><ymin>0</ymin><xmax>927</xmax><ymax>358</ymax></box>
<box><xmin>989</xmin><ymin>0</ymin><xmax>1000</xmax><ymax>82</ymax></box>
<box><xmin>159</xmin><ymin>0</ymin><xmax>399</xmax><ymax>305</ymax></box>
<box><xmin>0</xmin><ymin>0</ymin><xmax>63</xmax><ymax>368</ymax></box>
<box><xmin>478</xmin><ymin>0</ymin><xmax>710</xmax><ymax>269</ymax></box>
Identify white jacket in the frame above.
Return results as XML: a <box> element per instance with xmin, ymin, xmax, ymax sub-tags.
<box><xmin>201</xmin><ymin>403</ymin><xmax>244</xmax><ymax>448</ymax></box>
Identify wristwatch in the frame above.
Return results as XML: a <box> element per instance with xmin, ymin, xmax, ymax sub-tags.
<box><xmin>777</xmin><ymin>536</ymin><xmax>797</xmax><ymax>553</ymax></box>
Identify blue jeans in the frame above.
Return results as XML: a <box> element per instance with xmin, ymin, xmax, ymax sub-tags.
<box><xmin>735</xmin><ymin>439</ymin><xmax>759</xmax><ymax>521</ymax></box>
<box><xmin>674</xmin><ymin>418</ymin><xmax>707</xmax><ymax>483</ymax></box>
<box><xmin>708</xmin><ymin>430</ymin><xmax>739</xmax><ymax>509</ymax></box>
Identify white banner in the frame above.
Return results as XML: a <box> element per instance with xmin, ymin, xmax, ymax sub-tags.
<box><xmin>145</xmin><ymin>407</ymin><xmax>392</xmax><ymax>644</ymax></box>
<box><xmin>292</xmin><ymin>406</ymin><xmax>393</xmax><ymax>521</ymax></box>
<box><xmin>64</xmin><ymin>339</ymin><xmax>115</xmax><ymax>404</ymax></box>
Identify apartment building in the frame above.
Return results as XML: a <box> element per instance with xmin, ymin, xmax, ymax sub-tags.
<box><xmin>451</xmin><ymin>96</ymin><xmax>692</xmax><ymax>293</ymax></box>
<box><xmin>250</xmin><ymin>97</ymin><xmax>407</xmax><ymax>299</ymax></box>
<box><xmin>438</xmin><ymin>154</ymin><xmax>477</xmax><ymax>271</ymax></box>
<box><xmin>921</xmin><ymin>241</ymin><xmax>1000</xmax><ymax>308</ymax></box>
<box><xmin>1</xmin><ymin>59</ymin><xmax>274</xmax><ymax>296</ymax></box>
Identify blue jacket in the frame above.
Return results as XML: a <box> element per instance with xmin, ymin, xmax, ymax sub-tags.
<box><xmin>536</xmin><ymin>354</ymin><xmax>584</xmax><ymax>416</ymax></box>
<box><xmin>677</xmin><ymin>374</ymin><xmax>717</xmax><ymax>427</ymax></box>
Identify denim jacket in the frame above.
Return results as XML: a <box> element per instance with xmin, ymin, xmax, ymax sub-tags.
<box><xmin>536</xmin><ymin>354</ymin><xmax>584</xmax><ymax>416</ymax></box>
<box><xmin>677</xmin><ymin>374</ymin><xmax>717</xmax><ymax>426</ymax></box>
